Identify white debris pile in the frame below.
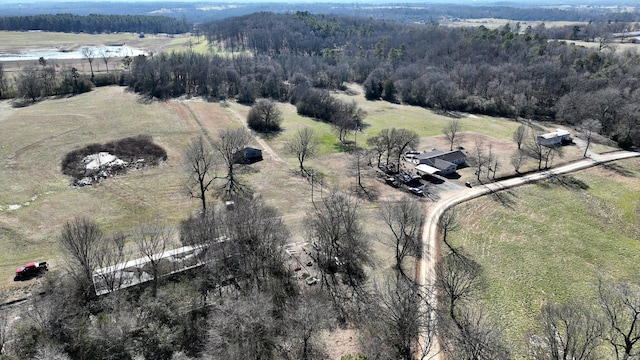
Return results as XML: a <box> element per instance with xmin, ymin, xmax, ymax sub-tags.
<box><xmin>74</xmin><ymin>152</ymin><xmax>129</xmax><ymax>187</ymax></box>
<box><xmin>83</xmin><ymin>152</ymin><xmax>128</xmax><ymax>170</ymax></box>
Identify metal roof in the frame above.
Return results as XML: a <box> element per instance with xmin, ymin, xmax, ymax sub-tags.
<box><xmin>416</xmin><ymin>164</ymin><xmax>439</xmax><ymax>175</ymax></box>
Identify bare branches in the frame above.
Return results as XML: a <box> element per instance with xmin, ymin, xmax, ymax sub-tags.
<box><xmin>580</xmin><ymin>119</ymin><xmax>602</xmax><ymax>157</ymax></box>
<box><xmin>98</xmin><ymin>48</ymin><xmax>112</xmax><ymax>73</ymax></box>
<box><xmin>304</xmin><ymin>191</ymin><xmax>372</xmax><ymax>321</ymax></box>
<box><xmin>183</xmin><ymin>135</ymin><xmax>218</xmax><ymax>212</ymax></box>
<box><xmin>513</xmin><ymin>124</ymin><xmax>530</xmax><ymax>150</ymax></box>
<box><xmin>94</xmin><ymin>233</ymin><xmax>131</xmax><ymax>295</ymax></box>
<box><xmin>435</xmin><ymin>252</ymin><xmax>484</xmax><ymax>324</ymax></box>
<box><xmin>438</xmin><ymin>208</ymin><xmax>461</xmax><ymax>254</ymax></box>
<box><xmin>286</xmin><ymin>127</ymin><xmax>318</xmax><ymax>176</ymax></box>
<box><xmin>471</xmin><ymin>138</ymin><xmax>490</xmax><ymax>182</ymax></box>
<box><xmin>392</xmin><ymin>128</ymin><xmax>420</xmax><ymax>173</ymax></box>
<box><xmin>366</xmin><ymin>275</ymin><xmax>435</xmax><ymax>359</ymax></box>
<box><xmin>134</xmin><ymin>222</ymin><xmax>174</xmax><ymax>297</ymax></box>
<box><xmin>443</xmin><ymin>119</ymin><xmax>462</xmax><ymax>151</ymax></box>
<box><xmin>530</xmin><ymin>300</ymin><xmax>603</xmax><ymax>360</ymax></box>
<box><xmin>440</xmin><ymin>303</ymin><xmax>509</xmax><ymax>360</ymax></box>
<box><xmin>211</xmin><ymin>127</ymin><xmax>252</xmax><ymax>198</ymax></box>
<box><xmin>81</xmin><ymin>47</ymin><xmax>95</xmax><ymax>78</ymax></box>
<box><xmin>598</xmin><ymin>279</ymin><xmax>640</xmax><ymax>360</ymax></box>
<box><xmin>58</xmin><ymin>217</ymin><xmax>103</xmax><ymax>298</ymax></box>
<box><xmin>379</xmin><ymin>196</ymin><xmax>423</xmax><ymax>277</ymax></box>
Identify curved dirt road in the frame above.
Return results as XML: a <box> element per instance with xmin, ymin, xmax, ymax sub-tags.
<box><xmin>417</xmin><ymin>150</ymin><xmax>640</xmax><ymax>359</ymax></box>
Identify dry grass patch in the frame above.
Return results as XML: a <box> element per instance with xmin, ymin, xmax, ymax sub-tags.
<box><xmin>0</xmin><ymin>87</ymin><xmax>203</xmax><ymax>290</ymax></box>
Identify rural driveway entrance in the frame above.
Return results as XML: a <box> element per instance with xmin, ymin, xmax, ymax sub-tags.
<box><xmin>417</xmin><ymin>150</ymin><xmax>640</xmax><ymax>360</ymax></box>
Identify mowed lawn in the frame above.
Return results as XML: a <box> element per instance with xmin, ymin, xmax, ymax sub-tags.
<box><xmin>448</xmin><ymin>158</ymin><xmax>640</xmax><ymax>354</ymax></box>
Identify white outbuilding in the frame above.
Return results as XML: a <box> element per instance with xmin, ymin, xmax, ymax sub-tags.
<box><xmin>536</xmin><ymin>129</ymin><xmax>571</xmax><ymax>147</ymax></box>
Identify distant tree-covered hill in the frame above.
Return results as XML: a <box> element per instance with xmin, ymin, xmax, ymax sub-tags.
<box><xmin>0</xmin><ymin>13</ymin><xmax>192</xmax><ymax>34</ymax></box>
<box><xmin>0</xmin><ymin>1</ymin><xmax>638</xmax><ymax>24</ymax></box>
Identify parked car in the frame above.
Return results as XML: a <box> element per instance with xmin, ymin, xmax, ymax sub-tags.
<box><xmin>385</xmin><ymin>177</ymin><xmax>400</xmax><ymax>187</ymax></box>
<box><xmin>14</xmin><ymin>261</ymin><xmax>48</xmax><ymax>281</ymax></box>
<box><xmin>409</xmin><ymin>187</ymin><xmax>424</xmax><ymax>196</ymax></box>
<box><xmin>465</xmin><ymin>181</ymin><xmax>473</xmax><ymax>188</ymax></box>
<box><xmin>379</xmin><ymin>164</ymin><xmax>397</xmax><ymax>175</ymax></box>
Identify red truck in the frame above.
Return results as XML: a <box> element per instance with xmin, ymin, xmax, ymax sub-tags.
<box><xmin>14</xmin><ymin>261</ymin><xmax>48</xmax><ymax>281</ymax></box>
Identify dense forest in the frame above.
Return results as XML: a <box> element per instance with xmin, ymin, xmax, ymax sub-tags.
<box><xmin>132</xmin><ymin>12</ymin><xmax>640</xmax><ymax>147</ymax></box>
<box><xmin>0</xmin><ymin>14</ymin><xmax>192</xmax><ymax>34</ymax></box>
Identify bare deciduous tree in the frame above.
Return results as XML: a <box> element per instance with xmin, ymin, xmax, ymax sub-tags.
<box><xmin>211</xmin><ymin>127</ymin><xmax>252</xmax><ymax>198</ymax></box>
<box><xmin>486</xmin><ymin>143</ymin><xmax>498</xmax><ymax>180</ymax></box>
<box><xmin>305</xmin><ymin>191</ymin><xmax>372</xmax><ymax>321</ymax></box>
<box><xmin>530</xmin><ymin>300</ymin><xmax>603</xmax><ymax>360</ymax></box>
<box><xmin>348</xmin><ymin>146</ymin><xmax>368</xmax><ymax>191</ymax></box>
<box><xmin>286</xmin><ymin>127</ymin><xmax>318</xmax><ymax>176</ymax></box>
<box><xmin>333</xmin><ymin>101</ymin><xmax>366</xmax><ymax>143</ymax></box>
<box><xmin>183</xmin><ymin>135</ymin><xmax>218</xmax><ymax>212</ymax></box>
<box><xmin>16</xmin><ymin>66</ymin><xmax>43</xmax><ymax>102</ymax></box>
<box><xmin>134</xmin><ymin>222</ymin><xmax>174</xmax><ymax>297</ymax></box>
<box><xmin>208</xmin><ymin>290</ymin><xmax>279</xmax><ymax>360</ymax></box>
<box><xmin>513</xmin><ymin>124</ymin><xmax>530</xmax><ymax>150</ymax></box>
<box><xmin>440</xmin><ymin>303</ymin><xmax>509</xmax><ymax>360</ymax></box>
<box><xmin>366</xmin><ymin>275</ymin><xmax>435</xmax><ymax>360</ymax></box>
<box><xmin>392</xmin><ymin>128</ymin><xmax>420</xmax><ymax>173</ymax></box>
<box><xmin>366</xmin><ymin>129</ymin><xmax>391</xmax><ymax>168</ymax></box>
<box><xmin>471</xmin><ymin>138</ymin><xmax>490</xmax><ymax>182</ymax></box>
<box><xmin>580</xmin><ymin>119</ymin><xmax>602</xmax><ymax>157</ymax></box>
<box><xmin>525</xmin><ymin>133</ymin><xmax>562</xmax><ymax>170</ymax></box>
<box><xmin>223</xmin><ymin>196</ymin><xmax>291</xmax><ymax>298</ymax></box>
<box><xmin>286</xmin><ymin>289</ymin><xmax>335</xmax><ymax>360</ymax></box>
<box><xmin>81</xmin><ymin>47</ymin><xmax>96</xmax><ymax>78</ymax></box>
<box><xmin>436</xmin><ymin>252</ymin><xmax>484</xmax><ymax>323</ymax></box>
<box><xmin>99</xmin><ymin>48</ymin><xmax>112</xmax><ymax>73</ymax></box>
<box><xmin>598</xmin><ymin>279</ymin><xmax>640</xmax><ymax>360</ymax></box>
<box><xmin>94</xmin><ymin>233</ymin><xmax>131</xmax><ymax>295</ymax></box>
<box><xmin>379</xmin><ymin>196</ymin><xmax>423</xmax><ymax>277</ymax></box>
<box><xmin>443</xmin><ymin>119</ymin><xmax>462</xmax><ymax>151</ymax></box>
<box><xmin>58</xmin><ymin>217</ymin><xmax>103</xmax><ymax>298</ymax></box>
<box><xmin>511</xmin><ymin>149</ymin><xmax>526</xmax><ymax>174</ymax></box>
<box><xmin>439</xmin><ymin>208</ymin><xmax>461</xmax><ymax>254</ymax></box>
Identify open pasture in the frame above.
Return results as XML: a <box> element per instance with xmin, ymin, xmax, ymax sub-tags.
<box><xmin>0</xmin><ymin>87</ymin><xmax>202</xmax><ymax>292</ymax></box>
<box><xmin>448</xmin><ymin>158</ymin><xmax>640</xmax><ymax>354</ymax></box>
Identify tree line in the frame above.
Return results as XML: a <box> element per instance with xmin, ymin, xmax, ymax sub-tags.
<box><xmin>0</xmin><ymin>14</ymin><xmax>191</xmax><ymax>34</ymax></box>
<box><xmin>4</xmin><ymin>12</ymin><xmax>639</xmax><ymax>147</ymax></box>
<box><xmin>158</xmin><ymin>12</ymin><xmax>640</xmax><ymax>147</ymax></box>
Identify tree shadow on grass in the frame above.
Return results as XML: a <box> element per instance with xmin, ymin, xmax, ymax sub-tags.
<box><xmin>489</xmin><ymin>189</ymin><xmax>516</xmax><ymax>210</ymax></box>
<box><xmin>603</xmin><ymin>162</ymin><xmax>636</xmax><ymax>177</ymax></box>
<box><xmin>542</xmin><ymin>175</ymin><xmax>590</xmax><ymax>191</ymax></box>
<box><xmin>11</xmin><ymin>98</ymin><xmax>38</xmax><ymax>108</ymax></box>
<box><xmin>353</xmin><ymin>185</ymin><xmax>379</xmax><ymax>202</ymax></box>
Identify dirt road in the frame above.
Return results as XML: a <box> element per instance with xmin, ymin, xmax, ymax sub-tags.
<box><xmin>416</xmin><ymin>150</ymin><xmax>640</xmax><ymax>359</ymax></box>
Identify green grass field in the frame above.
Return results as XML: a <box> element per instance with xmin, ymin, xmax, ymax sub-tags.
<box><xmin>448</xmin><ymin>159</ymin><xmax>640</xmax><ymax>355</ymax></box>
